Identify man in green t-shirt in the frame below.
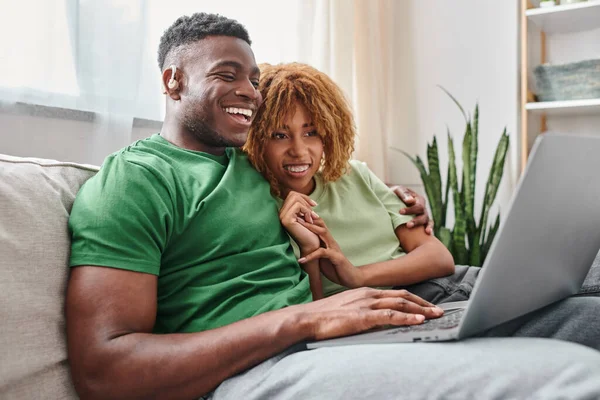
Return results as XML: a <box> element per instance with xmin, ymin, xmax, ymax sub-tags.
<box><xmin>65</xmin><ymin>12</ymin><xmax>600</xmax><ymax>400</ymax></box>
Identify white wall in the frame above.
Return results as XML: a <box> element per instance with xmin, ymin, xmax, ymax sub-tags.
<box><xmin>388</xmin><ymin>0</ymin><xmax>520</xmax><ymax>226</ymax></box>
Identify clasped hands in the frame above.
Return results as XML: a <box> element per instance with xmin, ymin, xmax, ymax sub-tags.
<box><xmin>278</xmin><ymin>189</ymin><xmax>431</xmax><ymax>289</ymax></box>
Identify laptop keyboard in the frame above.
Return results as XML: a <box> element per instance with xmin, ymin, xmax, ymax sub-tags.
<box><xmin>386</xmin><ymin>308</ymin><xmax>465</xmax><ymax>334</ymax></box>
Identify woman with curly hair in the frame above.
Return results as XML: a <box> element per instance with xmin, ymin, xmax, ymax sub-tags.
<box><xmin>244</xmin><ymin>63</ymin><xmax>455</xmax><ymax>300</ymax></box>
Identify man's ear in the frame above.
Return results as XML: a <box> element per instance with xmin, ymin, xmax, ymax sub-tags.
<box><xmin>162</xmin><ymin>65</ymin><xmax>181</xmax><ymax>101</ymax></box>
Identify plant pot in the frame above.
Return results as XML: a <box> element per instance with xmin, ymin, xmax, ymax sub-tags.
<box><xmin>539</xmin><ymin>0</ymin><xmax>557</xmax><ymax>7</ymax></box>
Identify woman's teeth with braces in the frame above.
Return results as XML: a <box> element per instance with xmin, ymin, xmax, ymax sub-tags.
<box><xmin>285</xmin><ymin>165</ymin><xmax>310</xmax><ymax>172</ymax></box>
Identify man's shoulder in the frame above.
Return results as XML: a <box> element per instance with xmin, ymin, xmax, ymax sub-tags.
<box><xmin>77</xmin><ymin>140</ymin><xmax>174</xmax><ymax>199</ymax></box>
<box><xmin>113</xmin><ymin>137</ymin><xmax>173</xmax><ymax>171</ymax></box>
<box><xmin>98</xmin><ymin>136</ymin><xmax>184</xmax><ymax>179</ymax></box>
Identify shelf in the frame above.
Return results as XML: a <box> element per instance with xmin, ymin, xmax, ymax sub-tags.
<box><xmin>526</xmin><ymin>98</ymin><xmax>600</xmax><ymax>115</ymax></box>
<box><xmin>526</xmin><ymin>1</ymin><xmax>600</xmax><ymax>34</ymax></box>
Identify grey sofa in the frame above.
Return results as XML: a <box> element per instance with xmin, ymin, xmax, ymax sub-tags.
<box><xmin>1</xmin><ymin>153</ymin><xmax>599</xmax><ymax>399</ymax></box>
<box><xmin>0</xmin><ymin>154</ymin><xmax>98</xmax><ymax>398</ymax></box>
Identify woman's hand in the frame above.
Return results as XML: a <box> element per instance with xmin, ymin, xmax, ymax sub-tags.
<box><xmin>279</xmin><ymin>191</ymin><xmax>320</xmax><ymax>254</ymax></box>
<box><xmin>297</xmin><ymin>218</ymin><xmax>364</xmax><ymax>289</ymax></box>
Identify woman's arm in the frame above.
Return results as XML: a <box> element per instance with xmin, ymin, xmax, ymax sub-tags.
<box><xmin>357</xmin><ymin>224</ymin><xmax>455</xmax><ymax>287</ymax></box>
<box><xmin>299</xmin><ymin>218</ymin><xmax>454</xmax><ymax>289</ymax></box>
<box><xmin>303</xmin><ymin>258</ymin><xmax>324</xmax><ymax>300</ymax></box>
<box><xmin>278</xmin><ymin>191</ymin><xmax>323</xmax><ymax>299</ymax></box>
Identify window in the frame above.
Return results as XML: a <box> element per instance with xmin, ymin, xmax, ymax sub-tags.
<box><xmin>0</xmin><ymin>0</ymin><xmax>301</xmax><ymax>121</ymax></box>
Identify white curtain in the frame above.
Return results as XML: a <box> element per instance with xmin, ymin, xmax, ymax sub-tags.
<box><xmin>0</xmin><ymin>0</ymin><xmax>393</xmax><ymax>176</ymax></box>
<box><xmin>296</xmin><ymin>0</ymin><xmax>394</xmax><ymax>180</ymax></box>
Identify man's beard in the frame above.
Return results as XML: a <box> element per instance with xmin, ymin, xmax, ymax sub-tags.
<box><xmin>181</xmin><ymin>104</ymin><xmax>244</xmax><ymax>148</ymax></box>
<box><xmin>182</xmin><ymin>113</ymin><xmax>231</xmax><ymax>148</ymax></box>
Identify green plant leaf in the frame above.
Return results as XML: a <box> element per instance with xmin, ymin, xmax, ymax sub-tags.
<box><xmin>453</xmin><ymin>219</ymin><xmax>468</xmax><ymax>265</ymax></box>
<box><xmin>482</xmin><ymin>213</ymin><xmax>501</xmax><ymax>261</ymax></box>
<box><xmin>448</xmin><ymin>132</ymin><xmax>468</xmax><ymax>264</ymax></box>
<box><xmin>462</xmin><ymin>120</ymin><xmax>476</xmax><ymax>244</ymax></box>
<box><xmin>394</xmin><ymin>148</ymin><xmax>439</xmax><ymax>236</ymax></box>
<box><xmin>478</xmin><ymin>130</ymin><xmax>510</xmax><ymax>250</ymax></box>
<box><xmin>442</xmin><ymin>157</ymin><xmax>450</xmax><ymax>227</ymax></box>
<box><xmin>427</xmin><ymin>137</ymin><xmax>444</xmax><ymax>228</ymax></box>
<box><xmin>468</xmin><ymin>104</ymin><xmax>479</xmax><ymax>244</ymax></box>
<box><xmin>438</xmin><ymin>226</ymin><xmax>453</xmax><ymax>251</ymax></box>
<box><xmin>469</xmin><ymin>232</ymin><xmax>481</xmax><ymax>266</ymax></box>
<box><xmin>438</xmin><ymin>85</ymin><xmax>467</xmax><ymax>122</ymax></box>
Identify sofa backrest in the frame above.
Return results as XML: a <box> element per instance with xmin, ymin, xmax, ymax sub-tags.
<box><xmin>0</xmin><ymin>154</ymin><xmax>98</xmax><ymax>399</ymax></box>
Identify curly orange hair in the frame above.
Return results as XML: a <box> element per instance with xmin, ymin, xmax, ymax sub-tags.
<box><xmin>244</xmin><ymin>62</ymin><xmax>356</xmax><ymax>197</ymax></box>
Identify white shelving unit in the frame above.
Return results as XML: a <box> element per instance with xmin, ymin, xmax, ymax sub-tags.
<box><xmin>520</xmin><ymin>0</ymin><xmax>600</xmax><ymax>170</ymax></box>
<box><xmin>526</xmin><ymin>1</ymin><xmax>600</xmax><ymax>33</ymax></box>
<box><xmin>525</xmin><ymin>98</ymin><xmax>600</xmax><ymax>116</ymax></box>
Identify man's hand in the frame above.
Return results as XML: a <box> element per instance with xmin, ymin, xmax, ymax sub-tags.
<box><xmin>279</xmin><ymin>191</ymin><xmax>320</xmax><ymax>254</ymax></box>
<box><xmin>297</xmin><ymin>217</ymin><xmax>364</xmax><ymax>288</ymax></box>
<box><xmin>297</xmin><ymin>287</ymin><xmax>444</xmax><ymax>341</ymax></box>
<box><xmin>390</xmin><ymin>185</ymin><xmax>434</xmax><ymax>235</ymax></box>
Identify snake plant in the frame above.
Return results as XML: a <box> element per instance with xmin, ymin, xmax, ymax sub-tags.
<box><xmin>394</xmin><ymin>87</ymin><xmax>510</xmax><ymax>267</ymax></box>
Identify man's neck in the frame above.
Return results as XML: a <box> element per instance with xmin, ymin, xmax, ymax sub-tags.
<box><xmin>160</xmin><ymin>122</ymin><xmax>226</xmax><ymax>155</ymax></box>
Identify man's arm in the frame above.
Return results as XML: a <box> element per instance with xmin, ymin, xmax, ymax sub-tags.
<box><xmin>66</xmin><ymin>266</ymin><xmax>443</xmax><ymax>400</ymax></box>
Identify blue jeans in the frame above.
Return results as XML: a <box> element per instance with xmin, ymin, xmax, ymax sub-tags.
<box><xmin>396</xmin><ymin>250</ymin><xmax>600</xmax><ymax>304</ymax></box>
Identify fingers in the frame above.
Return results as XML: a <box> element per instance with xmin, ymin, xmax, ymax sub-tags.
<box><xmin>279</xmin><ymin>191</ymin><xmax>317</xmax><ymax>220</ymax></box>
<box><xmin>285</xmin><ymin>190</ymin><xmax>317</xmax><ymax>207</ymax></box>
<box><xmin>425</xmin><ymin>219</ymin><xmax>435</xmax><ymax>236</ymax></box>
<box><xmin>369</xmin><ymin>297</ymin><xmax>442</xmax><ymax>319</ymax></box>
<box><xmin>297</xmin><ymin>217</ymin><xmax>327</xmax><ymax>235</ymax></box>
<box><xmin>405</xmin><ymin>215</ymin><xmax>435</xmax><ymax>236</ymax></box>
<box><xmin>304</xmin><ymin>208</ymin><xmax>314</xmax><ymax>224</ymax></box>
<box><xmin>298</xmin><ymin>193</ymin><xmax>318</xmax><ymax>207</ymax></box>
<box><xmin>306</xmin><ymin>288</ymin><xmax>446</xmax><ymax>340</ymax></box>
<box><xmin>310</xmin><ymin>216</ymin><xmax>327</xmax><ymax>228</ymax></box>
<box><xmin>311</xmin><ymin>309</ymin><xmax>426</xmax><ymax>341</ymax></box>
<box><xmin>400</xmin><ymin>203</ymin><xmax>424</xmax><ymax>216</ymax></box>
<box><xmin>373</xmin><ymin>289</ymin><xmax>443</xmax><ymax>318</ymax></box>
<box><xmin>298</xmin><ymin>248</ymin><xmax>330</xmax><ymax>264</ymax></box>
<box><xmin>405</xmin><ymin>214</ymin><xmax>429</xmax><ymax>229</ymax></box>
<box><xmin>392</xmin><ymin>186</ymin><xmax>416</xmax><ymax>205</ymax></box>
<box><xmin>281</xmin><ymin>202</ymin><xmax>319</xmax><ymax>226</ymax></box>
<box><xmin>370</xmin><ymin>309</ymin><xmax>425</xmax><ymax>325</ymax></box>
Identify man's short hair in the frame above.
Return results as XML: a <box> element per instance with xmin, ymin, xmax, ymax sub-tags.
<box><xmin>157</xmin><ymin>12</ymin><xmax>251</xmax><ymax>70</ymax></box>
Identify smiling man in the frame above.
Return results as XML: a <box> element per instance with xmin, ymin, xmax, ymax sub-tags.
<box><xmin>65</xmin><ymin>12</ymin><xmax>600</xmax><ymax>400</ymax></box>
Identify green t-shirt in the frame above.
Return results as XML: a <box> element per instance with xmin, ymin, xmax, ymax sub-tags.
<box><xmin>69</xmin><ymin>134</ymin><xmax>312</xmax><ymax>334</ymax></box>
<box><xmin>283</xmin><ymin>160</ymin><xmax>413</xmax><ymax>296</ymax></box>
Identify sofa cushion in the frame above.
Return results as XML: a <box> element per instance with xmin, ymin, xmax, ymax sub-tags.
<box><xmin>0</xmin><ymin>154</ymin><xmax>98</xmax><ymax>399</ymax></box>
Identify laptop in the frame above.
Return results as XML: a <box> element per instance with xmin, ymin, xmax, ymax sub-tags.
<box><xmin>307</xmin><ymin>133</ymin><xmax>600</xmax><ymax>348</ymax></box>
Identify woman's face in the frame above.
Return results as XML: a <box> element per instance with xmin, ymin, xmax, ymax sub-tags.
<box><xmin>263</xmin><ymin>102</ymin><xmax>324</xmax><ymax>197</ymax></box>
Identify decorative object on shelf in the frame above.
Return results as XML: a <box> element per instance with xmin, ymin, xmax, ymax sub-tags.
<box><xmin>533</xmin><ymin>59</ymin><xmax>600</xmax><ymax>101</ymax></box>
<box><xmin>539</xmin><ymin>0</ymin><xmax>558</xmax><ymax>7</ymax></box>
<box><xmin>394</xmin><ymin>87</ymin><xmax>510</xmax><ymax>267</ymax></box>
